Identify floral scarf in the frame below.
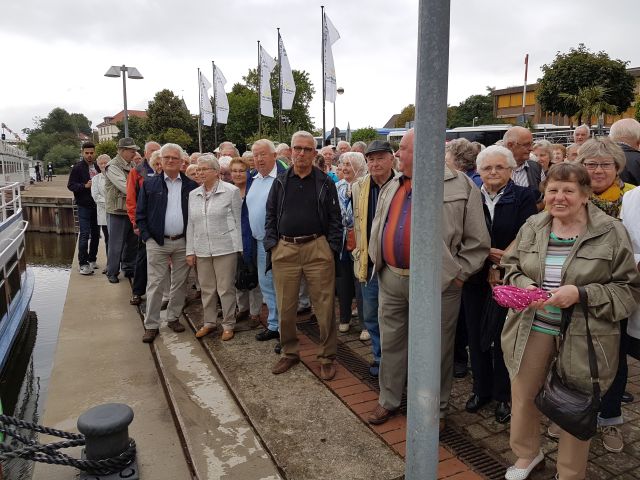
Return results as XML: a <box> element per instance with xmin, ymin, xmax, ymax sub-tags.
<box><xmin>590</xmin><ymin>180</ymin><xmax>633</xmax><ymax>219</ymax></box>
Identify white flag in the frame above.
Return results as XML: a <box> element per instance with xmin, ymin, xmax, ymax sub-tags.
<box><xmin>259</xmin><ymin>45</ymin><xmax>276</xmax><ymax>118</ymax></box>
<box><xmin>214</xmin><ymin>65</ymin><xmax>229</xmax><ymax>124</ymax></box>
<box><xmin>279</xmin><ymin>34</ymin><xmax>296</xmax><ymax>110</ymax></box>
<box><xmin>323</xmin><ymin>14</ymin><xmax>340</xmax><ymax>103</ymax></box>
<box><xmin>199</xmin><ymin>73</ymin><xmax>213</xmax><ymax>126</ymax></box>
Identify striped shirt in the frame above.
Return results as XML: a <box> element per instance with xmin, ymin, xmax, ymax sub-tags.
<box><xmin>382</xmin><ymin>177</ymin><xmax>412</xmax><ymax>269</ymax></box>
<box><xmin>532</xmin><ymin>233</ymin><xmax>576</xmax><ymax>336</ymax></box>
<box><xmin>511</xmin><ymin>162</ymin><xmax>530</xmax><ymax>187</ymax></box>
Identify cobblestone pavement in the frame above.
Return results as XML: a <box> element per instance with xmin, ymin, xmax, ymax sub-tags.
<box><xmin>337</xmin><ymin>315</ymin><xmax>640</xmax><ymax>480</ymax></box>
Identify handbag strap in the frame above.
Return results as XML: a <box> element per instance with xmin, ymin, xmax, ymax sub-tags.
<box><xmin>578</xmin><ymin>286</ymin><xmax>601</xmax><ymax>399</ymax></box>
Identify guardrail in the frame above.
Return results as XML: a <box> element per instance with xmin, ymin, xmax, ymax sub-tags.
<box><xmin>0</xmin><ymin>142</ymin><xmax>32</xmax><ymax>187</ymax></box>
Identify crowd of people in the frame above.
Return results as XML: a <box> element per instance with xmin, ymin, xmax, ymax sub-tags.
<box><xmin>67</xmin><ymin>118</ymin><xmax>640</xmax><ymax>480</ymax></box>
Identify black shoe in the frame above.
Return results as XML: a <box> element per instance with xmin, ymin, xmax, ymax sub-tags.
<box><xmin>454</xmin><ymin>362</ymin><xmax>468</xmax><ymax>378</ymax></box>
<box><xmin>495</xmin><ymin>401</ymin><xmax>511</xmax><ymax>424</ymax></box>
<box><xmin>256</xmin><ymin>328</ymin><xmax>279</xmax><ymax>341</ymax></box>
<box><xmin>622</xmin><ymin>391</ymin><xmax>634</xmax><ymax>403</ymax></box>
<box><xmin>465</xmin><ymin>393</ymin><xmax>491</xmax><ymax>413</ymax></box>
<box><xmin>107</xmin><ymin>275</ymin><xmax>119</xmax><ymax>284</ymax></box>
<box><xmin>274</xmin><ymin>342</ymin><xmax>282</xmax><ymax>354</ymax></box>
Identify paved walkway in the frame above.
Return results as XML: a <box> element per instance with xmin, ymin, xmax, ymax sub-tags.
<box><xmin>22</xmin><ymin>175</ymin><xmax>71</xmax><ymax>199</ymax></box>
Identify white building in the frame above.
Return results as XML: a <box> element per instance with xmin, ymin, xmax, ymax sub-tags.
<box><xmin>96</xmin><ymin>110</ymin><xmax>147</xmax><ymax>142</ymax></box>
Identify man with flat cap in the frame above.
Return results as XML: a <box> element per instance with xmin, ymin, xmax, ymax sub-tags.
<box><xmin>351</xmin><ymin>140</ymin><xmax>397</xmax><ymax>376</ymax></box>
<box><xmin>104</xmin><ymin>137</ymin><xmax>140</xmax><ymax>283</ymax></box>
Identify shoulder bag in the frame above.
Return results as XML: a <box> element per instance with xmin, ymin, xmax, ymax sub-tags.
<box><xmin>534</xmin><ymin>287</ymin><xmax>601</xmax><ymax>441</ymax></box>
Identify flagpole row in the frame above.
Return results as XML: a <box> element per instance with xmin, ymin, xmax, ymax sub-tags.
<box><xmin>212</xmin><ymin>60</ymin><xmax>218</xmax><ymax>148</ymax></box>
<box><xmin>278</xmin><ymin>28</ymin><xmax>283</xmax><ymax>143</ymax></box>
<box><xmin>197</xmin><ymin>68</ymin><xmax>203</xmax><ymax>153</ymax></box>
<box><xmin>321</xmin><ymin>5</ymin><xmax>326</xmax><ymax>147</ymax></box>
<box><xmin>257</xmin><ymin>40</ymin><xmax>262</xmax><ymax>137</ymax></box>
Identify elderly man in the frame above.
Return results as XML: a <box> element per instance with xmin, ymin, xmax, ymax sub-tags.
<box><xmin>352</xmin><ymin>140</ymin><xmax>397</xmax><ymax>375</ymax></box>
<box><xmin>319</xmin><ymin>146</ymin><xmax>339</xmax><ymax>182</ymax></box>
<box><xmin>136</xmin><ymin>143</ymin><xmax>198</xmax><ymax>343</ymax></box>
<box><xmin>68</xmin><ymin>142</ymin><xmax>101</xmax><ymax>275</ymax></box>
<box><xmin>265</xmin><ymin>130</ymin><xmax>342</xmax><ymax>379</ymax></box>
<box><xmin>219</xmin><ymin>141</ymin><xmax>240</xmax><ymax>158</ymax></box>
<box><xmin>337</xmin><ymin>140</ymin><xmax>351</xmax><ymax>155</ymax></box>
<box><xmin>352</xmin><ymin>141</ymin><xmax>367</xmax><ymax>154</ymax></box>
<box><xmin>275</xmin><ymin>143</ymin><xmax>292</xmax><ymax>165</ymax></box>
<box><xmin>246</xmin><ymin>139</ymin><xmax>288</xmax><ymax>342</ymax></box>
<box><xmin>126</xmin><ymin>141</ymin><xmax>161</xmax><ymax>305</ymax></box>
<box><xmin>573</xmin><ymin>124</ymin><xmax>590</xmax><ymax>146</ymax></box>
<box><xmin>367</xmin><ymin>129</ymin><xmax>489</xmax><ymax>426</ymax></box>
<box><xmin>503</xmin><ymin>126</ymin><xmax>542</xmax><ymax>192</ymax></box>
<box><xmin>566</xmin><ymin>143</ymin><xmax>580</xmax><ymax>162</ymax></box>
<box><xmin>105</xmin><ymin>137</ymin><xmax>140</xmax><ymax>283</ymax></box>
<box><xmin>610</xmin><ymin>118</ymin><xmax>640</xmax><ymax>186</ymax></box>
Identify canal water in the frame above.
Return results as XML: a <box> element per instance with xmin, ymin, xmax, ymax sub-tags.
<box><xmin>1</xmin><ymin>232</ymin><xmax>76</xmax><ymax>479</ymax></box>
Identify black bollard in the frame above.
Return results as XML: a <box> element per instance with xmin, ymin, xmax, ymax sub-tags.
<box><xmin>77</xmin><ymin>403</ymin><xmax>134</xmax><ymax>461</ymax></box>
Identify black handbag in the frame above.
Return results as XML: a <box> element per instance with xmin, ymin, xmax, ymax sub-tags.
<box><xmin>534</xmin><ymin>287</ymin><xmax>601</xmax><ymax>441</ymax></box>
<box><xmin>235</xmin><ymin>255</ymin><xmax>258</xmax><ymax>291</ymax></box>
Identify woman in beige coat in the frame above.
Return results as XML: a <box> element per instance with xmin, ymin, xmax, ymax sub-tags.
<box><xmin>500</xmin><ymin>162</ymin><xmax>640</xmax><ymax>480</ymax></box>
<box><xmin>186</xmin><ymin>154</ymin><xmax>242</xmax><ymax>340</ymax></box>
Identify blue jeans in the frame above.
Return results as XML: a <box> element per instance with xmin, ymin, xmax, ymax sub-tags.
<box><xmin>257</xmin><ymin>240</ymin><xmax>278</xmax><ymax>332</ymax></box>
<box><xmin>360</xmin><ymin>267</ymin><xmax>381</xmax><ymax>363</ymax></box>
<box><xmin>77</xmin><ymin>205</ymin><xmax>100</xmax><ymax>266</ymax></box>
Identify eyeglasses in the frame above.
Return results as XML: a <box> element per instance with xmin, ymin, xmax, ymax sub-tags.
<box><xmin>197</xmin><ymin>167</ymin><xmax>216</xmax><ymax>173</ymax></box>
<box><xmin>583</xmin><ymin>161</ymin><xmax>616</xmax><ymax>171</ymax></box>
<box><xmin>292</xmin><ymin>146</ymin><xmax>315</xmax><ymax>154</ymax></box>
<box><xmin>162</xmin><ymin>155</ymin><xmax>181</xmax><ymax>161</ymax></box>
<box><xmin>515</xmin><ymin>141</ymin><xmax>533</xmax><ymax>148</ymax></box>
<box><xmin>479</xmin><ymin>165</ymin><xmax>510</xmax><ymax>173</ymax></box>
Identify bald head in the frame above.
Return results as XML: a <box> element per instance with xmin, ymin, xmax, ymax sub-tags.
<box><xmin>503</xmin><ymin>126</ymin><xmax>533</xmax><ymax>165</ymax></box>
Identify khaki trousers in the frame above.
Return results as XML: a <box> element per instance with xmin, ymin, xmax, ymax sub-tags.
<box><xmin>144</xmin><ymin>238</ymin><xmax>190</xmax><ymax>330</ymax></box>
<box><xmin>236</xmin><ymin>285</ymin><xmax>263</xmax><ymax>316</ymax></box>
<box><xmin>510</xmin><ymin>330</ymin><xmax>590</xmax><ymax>480</ymax></box>
<box><xmin>197</xmin><ymin>253</ymin><xmax>238</xmax><ymax>331</ymax></box>
<box><xmin>272</xmin><ymin>237</ymin><xmax>336</xmax><ymax>364</ymax></box>
<box><xmin>377</xmin><ymin>267</ymin><xmax>462</xmax><ymax>414</ymax></box>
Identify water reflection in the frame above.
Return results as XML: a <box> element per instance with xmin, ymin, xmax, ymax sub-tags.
<box><xmin>24</xmin><ymin>232</ymin><xmax>76</xmax><ymax>268</ymax></box>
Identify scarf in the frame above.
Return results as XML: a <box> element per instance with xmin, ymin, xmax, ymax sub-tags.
<box><xmin>590</xmin><ymin>181</ymin><xmax>626</xmax><ymax>218</ymax></box>
<box><xmin>356</xmin><ymin>176</ymin><xmax>371</xmax><ymax>282</ymax></box>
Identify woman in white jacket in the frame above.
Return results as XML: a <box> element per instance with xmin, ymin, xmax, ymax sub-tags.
<box><xmin>186</xmin><ymin>154</ymin><xmax>242</xmax><ymax>340</ymax></box>
<box><xmin>91</xmin><ymin>154</ymin><xmax>110</xmax><ymax>271</ymax></box>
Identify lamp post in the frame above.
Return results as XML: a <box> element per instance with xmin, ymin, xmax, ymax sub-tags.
<box><xmin>104</xmin><ymin>65</ymin><xmax>144</xmax><ymax>138</ymax></box>
<box><xmin>472</xmin><ymin>116</ymin><xmax>479</xmax><ymax>127</ymax></box>
<box><xmin>333</xmin><ymin>87</ymin><xmax>344</xmax><ymax>146</ymax></box>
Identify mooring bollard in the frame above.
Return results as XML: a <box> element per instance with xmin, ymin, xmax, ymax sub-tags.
<box><xmin>77</xmin><ymin>403</ymin><xmax>134</xmax><ymax>461</ymax></box>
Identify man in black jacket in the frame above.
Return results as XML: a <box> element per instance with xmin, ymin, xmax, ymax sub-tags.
<box><xmin>265</xmin><ymin>130</ymin><xmax>342</xmax><ymax>380</ymax></box>
<box><xmin>67</xmin><ymin>142</ymin><xmax>100</xmax><ymax>275</ymax></box>
<box><xmin>610</xmin><ymin>118</ymin><xmax>640</xmax><ymax>186</ymax></box>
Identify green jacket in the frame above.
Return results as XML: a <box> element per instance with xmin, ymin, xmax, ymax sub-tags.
<box><xmin>105</xmin><ymin>154</ymin><xmax>133</xmax><ymax>215</ymax></box>
<box><xmin>501</xmin><ymin>203</ymin><xmax>640</xmax><ymax>393</ymax></box>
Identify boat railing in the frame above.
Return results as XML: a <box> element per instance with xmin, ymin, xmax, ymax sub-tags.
<box><xmin>0</xmin><ymin>182</ymin><xmax>22</xmax><ymax>224</ymax></box>
<box><xmin>0</xmin><ymin>141</ymin><xmax>32</xmax><ymax>188</ymax></box>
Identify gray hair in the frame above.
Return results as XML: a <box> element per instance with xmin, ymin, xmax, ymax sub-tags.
<box><xmin>198</xmin><ymin>153</ymin><xmax>220</xmax><ymax>171</ymax></box>
<box><xmin>337</xmin><ymin>140</ymin><xmax>351</xmax><ymax>149</ymax></box>
<box><xmin>532</xmin><ymin>139</ymin><xmax>553</xmax><ymax>160</ymax></box>
<box><xmin>574</xmin><ymin>124</ymin><xmax>590</xmax><ymax>135</ymax></box>
<box><xmin>275</xmin><ymin>143</ymin><xmax>290</xmax><ymax>154</ymax></box>
<box><xmin>218</xmin><ymin>155</ymin><xmax>232</xmax><ymax>169</ymax></box>
<box><xmin>96</xmin><ymin>154</ymin><xmax>110</xmax><ymax>166</ymax></box>
<box><xmin>252</xmin><ymin>139</ymin><xmax>276</xmax><ymax>153</ymax></box>
<box><xmin>476</xmin><ymin>145</ymin><xmax>517</xmax><ymax>170</ymax></box>
<box><xmin>149</xmin><ymin>150</ymin><xmax>162</xmax><ymax>170</ymax></box>
<box><xmin>160</xmin><ymin>143</ymin><xmax>184</xmax><ymax>157</ymax></box>
<box><xmin>352</xmin><ymin>141</ymin><xmax>367</xmax><ymax>152</ymax></box>
<box><xmin>445</xmin><ymin>138</ymin><xmax>478</xmax><ymax>172</ymax></box>
<box><xmin>144</xmin><ymin>141</ymin><xmax>161</xmax><ymax>154</ymax></box>
<box><xmin>339</xmin><ymin>152</ymin><xmax>367</xmax><ymax>180</ymax></box>
<box><xmin>609</xmin><ymin>118</ymin><xmax>640</xmax><ymax>145</ymax></box>
<box><xmin>242</xmin><ymin>151</ymin><xmax>254</xmax><ymax>158</ymax></box>
<box><xmin>291</xmin><ymin>130</ymin><xmax>316</xmax><ymax>147</ymax></box>
<box><xmin>219</xmin><ymin>141</ymin><xmax>240</xmax><ymax>157</ymax></box>
<box><xmin>576</xmin><ymin>137</ymin><xmax>626</xmax><ymax>173</ymax></box>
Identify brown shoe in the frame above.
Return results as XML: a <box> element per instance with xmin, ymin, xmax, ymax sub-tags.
<box><xmin>236</xmin><ymin>310</ymin><xmax>250</xmax><ymax>322</ymax></box>
<box><xmin>142</xmin><ymin>329</ymin><xmax>159</xmax><ymax>343</ymax></box>
<box><xmin>248</xmin><ymin>315</ymin><xmax>261</xmax><ymax>328</ymax></box>
<box><xmin>195</xmin><ymin>324</ymin><xmax>217</xmax><ymax>338</ymax></box>
<box><xmin>320</xmin><ymin>362</ymin><xmax>336</xmax><ymax>381</ymax></box>
<box><xmin>130</xmin><ymin>295</ymin><xmax>142</xmax><ymax>305</ymax></box>
<box><xmin>272</xmin><ymin>357</ymin><xmax>300</xmax><ymax>375</ymax></box>
<box><xmin>221</xmin><ymin>330</ymin><xmax>234</xmax><ymax>341</ymax></box>
<box><xmin>367</xmin><ymin>404</ymin><xmax>396</xmax><ymax>425</ymax></box>
<box><xmin>167</xmin><ymin>320</ymin><xmax>185</xmax><ymax>332</ymax></box>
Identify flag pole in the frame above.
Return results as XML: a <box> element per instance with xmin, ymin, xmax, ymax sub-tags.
<box><xmin>321</xmin><ymin>5</ymin><xmax>326</xmax><ymax>147</ymax></box>
<box><xmin>522</xmin><ymin>53</ymin><xmax>529</xmax><ymax>123</ymax></box>
<box><xmin>278</xmin><ymin>27</ymin><xmax>283</xmax><ymax>143</ymax></box>
<box><xmin>258</xmin><ymin>40</ymin><xmax>262</xmax><ymax>137</ymax></box>
<box><xmin>197</xmin><ymin>68</ymin><xmax>203</xmax><ymax>153</ymax></box>
<box><xmin>212</xmin><ymin>60</ymin><xmax>218</xmax><ymax>148</ymax></box>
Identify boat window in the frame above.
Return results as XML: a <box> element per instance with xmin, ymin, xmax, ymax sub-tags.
<box><xmin>7</xmin><ymin>263</ymin><xmax>20</xmax><ymax>304</ymax></box>
<box><xmin>0</xmin><ymin>281</ymin><xmax>7</xmax><ymax>322</ymax></box>
<box><xmin>18</xmin><ymin>244</ymin><xmax>26</xmax><ymax>274</ymax></box>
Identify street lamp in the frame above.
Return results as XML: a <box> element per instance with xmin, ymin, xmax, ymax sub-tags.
<box><xmin>104</xmin><ymin>65</ymin><xmax>143</xmax><ymax>138</ymax></box>
<box><xmin>472</xmin><ymin>116</ymin><xmax>479</xmax><ymax>127</ymax></box>
<box><xmin>333</xmin><ymin>86</ymin><xmax>345</xmax><ymax>146</ymax></box>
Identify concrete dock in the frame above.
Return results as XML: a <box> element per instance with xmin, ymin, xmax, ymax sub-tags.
<box><xmin>22</xmin><ymin>175</ymin><xmax>75</xmax><ymax>234</ymax></box>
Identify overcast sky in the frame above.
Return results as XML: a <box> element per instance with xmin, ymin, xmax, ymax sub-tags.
<box><xmin>1</xmin><ymin>0</ymin><xmax>639</xmax><ymax>140</ymax></box>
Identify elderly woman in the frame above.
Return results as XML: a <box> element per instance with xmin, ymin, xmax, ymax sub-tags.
<box><xmin>186</xmin><ymin>154</ymin><xmax>242</xmax><ymax>340</ymax></box>
<box><xmin>500</xmin><ymin>162</ymin><xmax>640</xmax><ymax>480</ymax></box>
<box><xmin>91</xmin><ymin>154</ymin><xmax>111</xmax><ymax>265</ymax></box>
<box><xmin>335</xmin><ymin>152</ymin><xmax>367</xmax><ymax>333</ymax></box>
<box><xmin>445</xmin><ymin>138</ymin><xmax>482</xmax><ymax>186</ymax></box>
<box><xmin>218</xmin><ymin>155</ymin><xmax>233</xmax><ymax>183</ymax></box>
<box><xmin>148</xmin><ymin>150</ymin><xmax>163</xmax><ymax>174</ymax></box>
<box><xmin>230</xmin><ymin>156</ymin><xmax>263</xmax><ymax>328</ymax></box>
<box><xmin>461</xmin><ymin>146</ymin><xmax>538</xmax><ymax>423</ymax></box>
<box><xmin>532</xmin><ymin>139</ymin><xmax>553</xmax><ymax>174</ymax></box>
<box><xmin>551</xmin><ymin>144</ymin><xmax>566</xmax><ymax>165</ymax></box>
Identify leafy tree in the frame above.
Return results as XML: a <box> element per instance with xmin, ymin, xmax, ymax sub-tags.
<box><xmin>25</xmin><ymin>107</ymin><xmax>86</xmax><ymax>161</ymax></box>
<box><xmin>160</xmin><ymin>128</ymin><xmax>193</xmax><ymax>148</ymax></box>
<box><xmin>559</xmin><ymin>86</ymin><xmax>618</xmax><ymax>126</ymax></box>
<box><xmin>146</xmin><ymin>89</ymin><xmax>198</xmax><ymax>150</ymax></box>
<box><xmin>70</xmin><ymin>113</ymin><xmax>92</xmax><ymax>135</ymax></box>
<box><xmin>446</xmin><ymin>105</ymin><xmax>458</xmax><ymax>129</ymax></box>
<box><xmin>635</xmin><ymin>96</ymin><xmax>640</xmax><ymax>123</ymax></box>
<box><xmin>115</xmin><ymin>116</ymin><xmax>150</xmax><ymax>151</ymax></box>
<box><xmin>350</xmin><ymin>126</ymin><xmax>378</xmax><ymax>143</ymax></box>
<box><xmin>395</xmin><ymin>104</ymin><xmax>415</xmax><ymax>128</ymax></box>
<box><xmin>537</xmin><ymin>44</ymin><xmax>634</xmax><ymax>120</ymax></box>
<box><xmin>223</xmin><ymin>83</ymin><xmax>260</xmax><ymax>147</ymax></box>
<box><xmin>449</xmin><ymin>93</ymin><xmax>498</xmax><ymax>128</ymax></box>
<box><xmin>95</xmin><ymin>140</ymin><xmax>117</xmax><ymax>158</ymax></box>
<box><xmin>43</xmin><ymin>144</ymin><xmax>80</xmax><ymax>172</ymax></box>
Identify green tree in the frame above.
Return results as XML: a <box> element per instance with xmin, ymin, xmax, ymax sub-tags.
<box><xmin>146</xmin><ymin>89</ymin><xmax>198</xmax><ymax>150</ymax></box>
<box><xmin>559</xmin><ymin>86</ymin><xmax>618</xmax><ymax>126</ymax></box>
<box><xmin>115</xmin><ymin>115</ymin><xmax>150</xmax><ymax>151</ymax></box>
<box><xmin>635</xmin><ymin>96</ymin><xmax>640</xmax><ymax>123</ymax></box>
<box><xmin>223</xmin><ymin>83</ymin><xmax>260</xmax><ymax>147</ymax></box>
<box><xmin>395</xmin><ymin>104</ymin><xmax>415</xmax><ymax>128</ymax></box>
<box><xmin>160</xmin><ymin>128</ymin><xmax>193</xmax><ymax>148</ymax></box>
<box><xmin>350</xmin><ymin>126</ymin><xmax>378</xmax><ymax>143</ymax></box>
<box><xmin>446</xmin><ymin>105</ymin><xmax>458</xmax><ymax>128</ymax></box>
<box><xmin>25</xmin><ymin>107</ymin><xmax>86</xmax><ymax>161</ymax></box>
<box><xmin>95</xmin><ymin>140</ymin><xmax>117</xmax><ymax>158</ymax></box>
<box><xmin>537</xmin><ymin>44</ymin><xmax>634</xmax><ymax>120</ymax></box>
<box><xmin>70</xmin><ymin>113</ymin><xmax>92</xmax><ymax>135</ymax></box>
<box><xmin>449</xmin><ymin>93</ymin><xmax>498</xmax><ymax>128</ymax></box>
<box><xmin>43</xmin><ymin>144</ymin><xmax>80</xmax><ymax>172</ymax></box>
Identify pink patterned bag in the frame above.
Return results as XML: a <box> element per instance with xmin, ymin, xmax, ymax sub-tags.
<box><xmin>492</xmin><ymin>285</ymin><xmax>551</xmax><ymax>311</ymax></box>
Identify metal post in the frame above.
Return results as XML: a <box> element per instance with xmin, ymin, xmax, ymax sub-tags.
<box><xmin>333</xmin><ymin>101</ymin><xmax>337</xmax><ymax>146</ymax></box>
<box><xmin>197</xmin><ymin>68</ymin><xmax>203</xmax><ymax>153</ymax></box>
<box><xmin>522</xmin><ymin>54</ymin><xmax>529</xmax><ymax>122</ymax></box>
<box><xmin>406</xmin><ymin>0</ymin><xmax>450</xmax><ymax>479</ymax></box>
<box><xmin>212</xmin><ymin>61</ymin><xmax>218</xmax><ymax>148</ymax></box>
<box><xmin>278</xmin><ymin>28</ymin><xmax>283</xmax><ymax>143</ymax></box>
<box><xmin>121</xmin><ymin>65</ymin><xmax>129</xmax><ymax>138</ymax></box>
<box><xmin>258</xmin><ymin>40</ymin><xmax>262</xmax><ymax>137</ymax></box>
<box><xmin>321</xmin><ymin>6</ymin><xmax>326</xmax><ymax>146</ymax></box>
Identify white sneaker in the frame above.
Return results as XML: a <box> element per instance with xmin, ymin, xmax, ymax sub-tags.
<box><xmin>89</xmin><ymin>261</ymin><xmax>99</xmax><ymax>270</ymax></box>
<box><xmin>547</xmin><ymin>422</ymin><xmax>560</xmax><ymax>439</ymax></box>
<box><xmin>505</xmin><ymin>451</ymin><xmax>544</xmax><ymax>480</ymax></box>
<box><xmin>79</xmin><ymin>264</ymin><xmax>94</xmax><ymax>275</ymax></box>
<box><xmin>339</xmin><ymin>323</ymin><xmax>350</xmax><ymax>333</ymax></box>
<box><xmin>359</xmin><ymin>329</ymin><xmax>371</xmax><ymax>341</ymax></box>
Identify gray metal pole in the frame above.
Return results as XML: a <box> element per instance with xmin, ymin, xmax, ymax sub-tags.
<box><xmin>333</xmin><ymin>101</ymin><xmax>337</xmax><ymax>146</ymax></box>
<box><xmin>212</xmin><ymin>60</ymin><xmax>218</xmax><ymax>148</ymax></box>
<box><xmin>321</xmin><ymin>5</ymin><xmax>326</xmax><ymax>146</ymax></box>
<box><xmin>197</xmin><ymin>68</ymin><xmax>203</xmax><ymax>153</ymax></box>
<box><xmin>121</xmin><ymin>65</ymin><xmax>129</xmax><ymax>138</ymax></box>
<box><xmin>258</xmin><ymin>40</ymin><xmax>262</xmax><ymax>137</ymax></box>
<box><xmin>405</xmin><ymin>0</ymin><xmax>450</xmax><ymax>479</ymax></box>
